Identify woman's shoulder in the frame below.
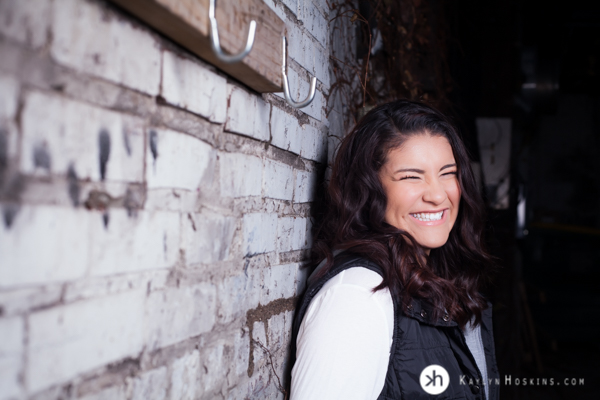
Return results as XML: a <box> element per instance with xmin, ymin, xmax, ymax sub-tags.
<box><xmin>305</xmin><ymin>266</ymin><xmax>394</xmax><ymax>337</ymax></box>
<box><xmin>322</xmin><ymin>265</ymin><xmax>384</xmax><ymax>291</ymax></box>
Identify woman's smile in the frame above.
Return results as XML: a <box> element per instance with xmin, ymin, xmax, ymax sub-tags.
<box><xmin>409</xmin><ymin>209</ymin><xmax>447</xmax><ymax>224</ymax></box>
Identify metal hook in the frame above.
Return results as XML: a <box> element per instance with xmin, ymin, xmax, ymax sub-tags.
<box><xmin>282</xmin><ymin>37</ymin><xmax>316</xmax><ymax>109</ymax></box>
<box><xmin>209</xmin><ymin>0</ymin><xmax>256</xmax><ymax>64</ymax></box>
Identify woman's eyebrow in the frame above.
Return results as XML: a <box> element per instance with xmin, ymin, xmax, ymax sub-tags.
<box><xmin>393</xmin><ymin>164</ymin><xmax>456</xmax><ymax>174</ymax></box>
<box><xmin>440</xmin><ymin>163</ymin><xmax>457</xmax><ymax>171</ymax></box>
<box><xmin>393</xmin><ymin>168</ymin><xmax>425</xmax><ymax>174</ymax></box>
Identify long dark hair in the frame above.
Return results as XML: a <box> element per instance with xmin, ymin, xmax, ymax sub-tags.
<box><xmin>312</xmin><ymin>100</ymin><xmax>493</xmax><ymax>327</ymax></box>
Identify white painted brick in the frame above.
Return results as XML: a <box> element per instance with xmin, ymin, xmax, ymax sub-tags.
<box><xmin>183</xmin><ymin>211</ymin><xmax>236</xmax><ymax>264</ymax></box>
<box><xmin>161</xmin><ymin>51</ymin><xmax>227</xmax><ymax>123</ymax></box>
<box><xmin>27</xmin><ymin>290</ymin><xmax>146</xmax><ymax>392</ymax></box>
<box><xmin>300</xmin><ymin>124</ymin><xmax>326</xmax><ymax>161</ymax></box>
<box><xmin>0</xmin><ymin>205</ymin><xmax>90</xmax><ymax>288</ymax></box>
<box><xmin>284</xmin><ymin>0</ymin><xmax>300</xmax><ymax>16</ymax></box>
<box><xmin>263</xmin><ymin>159</ymin><xmax>294</xmax><ymax>200</ymax></box>
<box><xmin>226</xmin><ymin>369</ymin><xmax>279</xmax><ymax>400</ymax></box>
<box><xmin>219</xmin><ymin>152</ymin><xmax>263</xmax><ymax>198</ymax></box>
<box><xmin>51</xmin><ymin>0</ymin><xmax>160</xmax><ymax>95</ymax></box>
<box><xmin>146</xmin><ymin>128</ymin><xmax>214</xmax><ymax>191</ymax></box>
<box><xmin>302</xmin><ymin>217</ymin><xmax>313</xmax><ymax>249</ymax></box>
<box><xmin>0</xmin><ymin>0</ymin><xmax>50</xmax><ymax>49</ymax></box>
<box><xmin>263</xmin><ymin>0</ymin><xmax>286</xmax><ymax>21</ymax></box>
<box><xmin>270</xmin><ymin>106</ymin><xmax>301</xmax><ymax>155</ymax></box>
<box><xmin>260</xmin><ymin>263</ymin><xmax>298</xmax><ymax>304</ymax></box>
<box><xmin>232</xmin><ymin>329</ymin><xmax>251</xmax><ymax>379</ymax></box>
<box><xmin>299</xmin><ymin>83</ymin><xmax>324</xmax><ymax>122</ymax></box>
<box><xmin>0</xmin><ymin>286</ymin><xmax>62</xmax><ymax>316</ymax></box>
<box><xmin>199</xmin><ymin>341</ymin><xmax>226</xmax><ymax>393</ymax></box>
<box><xmin>251</xmin><ymin>320</ymin><xmax>267</xmax><ymax>367</ymax></box>
<box><xmin>294</xmin><ymin>217</ymin><xmax>309</xmax><ymax>249</ymax></box>
<box><xmin>264</xmin><ymin>310</ymin><xmax>294</xmax><ymax>381</ymax></box>
<box><xmin>226</xmin><ymin>86</ymin><xmax>253</xmax><ymax>137</ymax></box>
<box><xmin>277</xmin><ymin>216</ymin><xmax>309</xmax><ymax>252</ymax></box>
<box><xmin>21</xmin><ymin>91</ymin><xmax>145</xmax><ymax>181</ymax></box>
<box><xmin>288</xmin><ymin>25</ymin><xmax>314</xmax><ymax>73</ymax></box>
<box><xmin>277</xmin><ymin>217</ymin><xmax>294</xmax><ymax>252</ymax></box>
<box><xmin>314</xmin><ymin>41</ymin><xmax>330</xmax><ymax>88</ymax></box>
<box><xmin>129</xmin><ymin>367</ymin><xmax>167</xmax><ymax>400</ymax></box>
<box><xmin>89</xmin><ymin>209</ymin><xmax>180</xmax><ymax>276</ymax></box>
<box><xmin>243</xmin><ymin>213</ymin><xmax>278</xmax><ymax>255</ymax></box>
<box><xmin>64</xmin><ymin>270</ymin><xmax>169</xmax><ymax>303</ymax></box>
<box><xmin>145</xmin><ymin>283</ymin><xmax>217</xmax><ymax>350</ymax></box>
<box><xmin>217</xmin><ymin>271</ymin><xmax>260</xmax><ymax>324</ymax></box>
<box><xmin>303</xmin><ymin>2</ymin><xmax>328</xmax><ymax>47</ymax></box>
<box><xmin>266</xmin><ymin>310</ymin><xmax>294</xmax><ymax>356</ymax></box>
<box><xmin>263</xmin><ymin>0</ymin><xmax>299</xmax><ymax>19</ymax></box>
<box><xmin>296</xmin><ymin>264</ymin><xmax>310</xmax><ymax>295</ymax></box>
<box><xmin>255</xmin><ymin>96</ymin><xmax>271</xmax><ymax>140</ymax></box>
<box><xmin>0</xmin><ymin>73</ymin><xmax>19</xmax><ymax>119</ymax></box>
<box><xmin>170</xmin><ymin>350</ymin><xmax>200</xmax><ymax>400</ymax></box>
<box><xmin>0</xmin><ymin>316</ymin><xmax>24</xmax><ymax>399</ymax></box>
<box><xmin>0</xmin><ymin>73</ymin><xmax>20</xmax><ymax>164</ymax></box>
<box><xmin>144</xmin><ymin>189</ymin><xmax>197</xmax><ymax>213</ymax></box>
<box><xmin>294</xmin><ymin>169</ymin><xmax>318</xmax><ymax>203</ymax></box>
<box><xmin>78</xmin><ymin>386</ymin><xmax>127</xmax><ymax>400</ymax></box>
<box><xmin>278</xmin><ymin>217</ymin><xmax>310</xmax><ymax>251</ymax></box>
<box><xmin>225</xmin><ymin>85</ymin><xmax>270</xmax><ymax>141</ymax></box>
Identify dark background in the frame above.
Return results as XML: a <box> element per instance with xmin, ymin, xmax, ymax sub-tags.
<box><xmin>447</xmin><ymin>0</ymin><xmax>600</xmax><ymax>398</ymax></box>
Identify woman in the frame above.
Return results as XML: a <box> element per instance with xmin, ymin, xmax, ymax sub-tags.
<box><xmin>290</xmin><ymin>100</ymin><xmax>499</xmax><ymax>400</ymax></box>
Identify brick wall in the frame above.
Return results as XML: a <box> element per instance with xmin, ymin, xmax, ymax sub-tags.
<box><xmin>0</xmin><ymin>0</ymin><xmax>343</xmax><ymax>398</ymax></box>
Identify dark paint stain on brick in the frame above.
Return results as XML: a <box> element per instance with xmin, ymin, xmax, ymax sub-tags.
<box><xmin>98</xmin><ymin>129</ymin><xmax>111</xmax><ymax>180</ymax></box>
<box><xmin>246</xmin><ymin>297</ymin><xmax>296</xmax><ymax>378</ymax></box>
<box><xmin>102</xmin><ymin>211</ymin><xmax>110</xmax><ymax>229</ymax></box>
<box><xmin>33</xmin><ymin>142</ymin><xmax>51</xmax><ymax>171</ymax></box>
<box><xmin>124</xmin><ymin>184</ymin><xmax>145</xmax><ymax>217</ymax></box>
<box><xmin>0</xmin><ymin>128</ymin><xmax>7</xmax><ymax>179</ymax></box>
<box><xmin>187</xmin><ymin>213</ymin><xmax>196</xmax><ymax>231</ymax></box>
<box><xmin>67</xmin><ymin>163</ymin><xmax>80</xmax><ymax>207</ymax></box>
<box><xmin>3</xmin><ymin>203</ymin><xmax>20</xmax><ymax>228</ymax></box>
<box><xmin>84</xmin><ymin>190</ymin><xmax>113</xmax><ymax>211</ymax></box>
<box><xmin>149</xmin><ymin>130</ymin><xmax>158</xmax><ymax>161</ymax></box>
<box><xmin>122</xmin><ymin>128</ymin><xmax>132</xmax><ymax>156</ymax></box>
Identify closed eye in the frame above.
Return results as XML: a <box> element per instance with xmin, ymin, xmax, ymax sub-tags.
<box><xmin>442</xmin><ymin>171</ymin><xmax>458</xmax><ymax>176</ymax></box>
<box><xmin>399</xmin><ymin>175</ymin><xmax>420</xmax><ymax>180</ymax></box>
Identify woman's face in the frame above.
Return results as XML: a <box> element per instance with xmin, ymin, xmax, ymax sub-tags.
<box><xmin>379</xmin><ymin>133</ymin><xmax>461</xmax><ymax>252</ymax></box>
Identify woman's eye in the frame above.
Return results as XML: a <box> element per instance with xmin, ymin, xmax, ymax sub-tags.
<box><xmin>400</xmin><ymin>175</ymin><xmax>419</xmax><ymax>180</ymax></box>
<box><xmin>442</xmin><ymin>171</ymin><xmax>458</xmax><ymax>177</ymax></box>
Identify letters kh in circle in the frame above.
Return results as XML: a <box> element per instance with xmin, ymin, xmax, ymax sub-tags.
<box><xmin>420</xmin><ymin>364</ymin><xmax>450</xmax><ymax>395</ymax></box>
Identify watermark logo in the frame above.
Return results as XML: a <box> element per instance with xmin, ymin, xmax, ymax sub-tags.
<box><xmin>420</xmin><ymin>365</ymin><xmax>450</xmax><ymax>395</ymax></box>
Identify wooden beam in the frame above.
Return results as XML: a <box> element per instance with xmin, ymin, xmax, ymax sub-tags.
<box><xmin>109</xmin><ymin>0</ymin><xmax>285</xmax><ymax>93</ymax></box>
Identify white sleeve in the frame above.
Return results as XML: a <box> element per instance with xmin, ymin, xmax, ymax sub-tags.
<box><xmin>290</xmin><ymin>269</ymin><xmax>393</xmax><ymax>400</ymax></box>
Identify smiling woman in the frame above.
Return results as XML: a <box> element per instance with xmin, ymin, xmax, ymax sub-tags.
<box><xmin>290</xmin><ymin>100</ymin><xmax>499</xmax><ymax>400</ymax></box>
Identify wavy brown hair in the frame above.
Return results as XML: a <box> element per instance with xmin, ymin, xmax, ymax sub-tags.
<box><xmin>312</xmin><ymin>99</ymin><xmax>493</xmax><ymax>327</ymax></box>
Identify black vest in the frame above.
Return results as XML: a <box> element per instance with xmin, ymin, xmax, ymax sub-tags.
<box><xmin>291</xmin><ymin>252</ymin><xmax>500</xmax><ymax>400</ymax></box>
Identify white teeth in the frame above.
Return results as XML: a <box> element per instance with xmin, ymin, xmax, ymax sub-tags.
<box><xmin>411</xmin><ymin>211</ymin><xmax>443</xmax><ymax>221</ymax></box>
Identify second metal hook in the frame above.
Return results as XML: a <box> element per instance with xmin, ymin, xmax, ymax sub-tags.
<box><xmin>209</xmin><ymin>0</ymin><xmax>256</xmax><ymax>64</ymax></box>
<box><xmin>282</xmin><ymin>37</ymin><xmax>316</xmax><ymax>109</ymax></box>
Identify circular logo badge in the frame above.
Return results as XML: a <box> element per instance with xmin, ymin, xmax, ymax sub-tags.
<box><xmin>420</xmin><ymin>364</ymin><xmax>450</xmax><ymax>395</ymax></box>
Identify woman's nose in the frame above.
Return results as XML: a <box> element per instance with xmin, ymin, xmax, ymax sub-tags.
<box><xmin>422</xmin><ymin>179</ymin><xmax>447</xmax><ymax>204</ymax></box>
